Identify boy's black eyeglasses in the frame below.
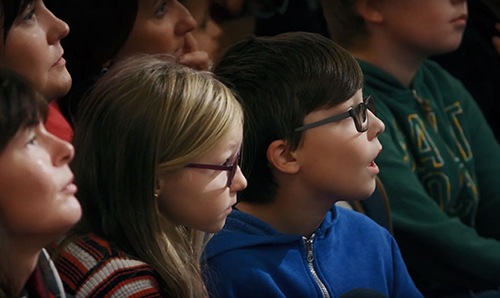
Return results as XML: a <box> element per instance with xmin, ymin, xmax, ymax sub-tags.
<box><xmin>294</xmin><ymin>95</ymin><xmax>376</xmax><ymax>133</ymax></box>
<box><xmin>185</xmin><ymin>150</ymin><xmax>241</xmax><ymax>187</ymax></box>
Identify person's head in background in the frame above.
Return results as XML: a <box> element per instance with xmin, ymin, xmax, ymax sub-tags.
<box><xmin>184</xmin><ymin>0</ymin><xmax>224</xmax><ymax>61</ymax></box>
<box><xmin>0</xmin><ymin>68</ymin><xmax>80</xmax><ymax>296</ymax></box>
<box><xmin>214</xmin><ymin>32</ymin><xmax>384</xmax><ymax>217</ymax></box>
<box><xmin>253</xmin><ymin>0</ymin><xmax>330</xmax><ymax>38</ymax></box>
<box><xmin>320</xmin><ymin>0</ymin><xmax>468</xmax><ymax>71</ymax></box>
<box><xmin>71</xmin><ymin>55</ymin><xmax>246</xmax><ymax>297</ymax></box>
<box><xmin>0</xmin><ymin>0</ymin><xmax>71</xmax><ymax>100</ymax></box>
<box><xmin>47</xmin><ymin>0</ymin><xmax>210</xmax><ymax>121</ymax></box>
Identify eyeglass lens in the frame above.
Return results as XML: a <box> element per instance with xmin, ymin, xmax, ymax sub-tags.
<box><xmin>227</xmin><ymin>154</ymin><xmax>240</xmax><ymax>187</ymax></box>
<box><xmin>353</xmin><ymin>96</ymin><xmax>376</xmax><ymax>132</ymax></box>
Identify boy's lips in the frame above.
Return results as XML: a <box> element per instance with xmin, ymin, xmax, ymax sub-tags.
<box><xmin>368</xmin><ymin>161</ymin><xmax>379</xmax><ymax>174</ymax></box>
<box><xmin>368</xmin><ymin>147</ymin><xmax>382</xmax><ymax>173</ymax></box>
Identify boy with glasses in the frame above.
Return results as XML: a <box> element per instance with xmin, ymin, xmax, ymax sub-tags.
<box><xmin>320</xmin><ymin>0</ymin><xmax>500</xmax><ymax>296</ymax></box>
<box><xmin>203</xmin><ymin>32</ymin><xmax>422</xmax><ymax>298</ymax></box>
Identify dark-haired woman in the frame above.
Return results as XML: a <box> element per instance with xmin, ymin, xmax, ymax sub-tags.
<box><xmin>0</xmin><ymin>0</ymin><xmax>74</xmax><ymax>142</ymax></box>
<box><xmin>48</xmin><ymin>0</ymin><xmax>211</xmax><ymax>124</ymax></box>
<box><xmin>0</xmin><ymin>68</ymin><xmax>81</xmax><ymax>297</ymax></box>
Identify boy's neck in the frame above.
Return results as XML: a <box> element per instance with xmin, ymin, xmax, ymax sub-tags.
<box><xmin>236</xmin><ymin>181</ymin><xmax>334</xmax><ymax>237</ymax></box>
<box><xmin>350</xmin><ymin>35</ymin><xmax>428</xmax><ymax>88</ymax></box>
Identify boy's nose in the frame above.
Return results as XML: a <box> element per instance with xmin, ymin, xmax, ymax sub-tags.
<box><xmin>368</xmin><ymin>111</ymin><xmax>385</xmax><ymax>139</ymax></box>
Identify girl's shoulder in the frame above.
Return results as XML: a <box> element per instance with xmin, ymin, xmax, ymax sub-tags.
<box><xmin>55</xmin><ymin>233</ymin><xmax>164</xmax><ymax>297</ymax></box>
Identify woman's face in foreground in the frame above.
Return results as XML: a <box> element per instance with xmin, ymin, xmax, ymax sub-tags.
<box><xmin>0</xmin><ymin>122</ymin><xmax>81</xmax><ymax>244</ymax></box>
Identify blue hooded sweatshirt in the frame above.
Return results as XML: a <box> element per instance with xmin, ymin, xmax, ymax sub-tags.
<box><xmin>203</xmin><ymin>206</ymin><xmax>423</xmax><ymax>298</ymax></box>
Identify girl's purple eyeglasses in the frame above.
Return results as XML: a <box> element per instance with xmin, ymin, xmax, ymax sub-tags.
<box><xmin>185</xmin><ymin>150</ymin><xmax>241</xmax><ymax>187</ymax></box>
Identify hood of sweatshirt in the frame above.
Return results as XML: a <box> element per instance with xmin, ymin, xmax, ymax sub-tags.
<box><xmin>204</xmin><ymin>206</ymin><xmax>341</xmax><ymax>259</ymax></box>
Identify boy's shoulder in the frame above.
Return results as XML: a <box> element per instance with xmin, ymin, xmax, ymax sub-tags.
<box><xmin>204</xmin><ymin>207</ymin><xmax>406</xmax><ymax>298</ymax></box>
<box><xmin>418</xmin><ymin>60</ymin><xmax>468</xmax><ymax>89</ymax></box>
<box><xmin>416</xmin><ymin>60</ymin><xmax>477</xmax><ymax>109</ymax></box>
<box><xmin>360</xmin><ymin>59</ymin><xmax>473</xmax><ymax>110</ymax></box>
<box><xmin>359</xmin><ymin>59</ymin><xmax>465</xmax><ymax>91</ymax></box>
<box><xmin>205</xmin><ymin>206</ymin><xmax>393</xmax><ymax>261</ymax></box>
<box><xmin>330</xmin><ymin>206</ymin><xmax>397</xmax><ymax>249</ymax></box>
<box><xmin>220</xmin><ymin>205</ymin><xmax>390</xmax><ymax>236</ymax></box>
<box><xmin>204</xmin><ymin>208</ymin><xmax>300</xmax><ymax>261</ymax></box>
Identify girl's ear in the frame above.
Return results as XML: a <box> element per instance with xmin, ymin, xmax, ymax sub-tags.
<box><xmin>266</xmin><ymin>139</ymin><xmax>300</xmax><ymax>174</ymax></box>
<box><xmin>154</xmin><ymin>177</ymin><xmax>162</xmax><ymax>198</ymax></box>
<box><xmin>355</xmin><ymin>0</ymin><xmax>384</xmax><ymax>24</ymax></box>
<box><xmin>101</xmin><ymin>60</ymin><xmax>112</xmax><ymax>74</ymax></box>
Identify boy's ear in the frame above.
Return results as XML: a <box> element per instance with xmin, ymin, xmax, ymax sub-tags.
<box><xmin>266</xmin><ymin>139</ymin><xmax>300</xmax><ymax>174</ymax></box>
<box><xmin>355</xmin><ymin>0</ymin><xmax>384</xmax><ymax>24</ymax></box>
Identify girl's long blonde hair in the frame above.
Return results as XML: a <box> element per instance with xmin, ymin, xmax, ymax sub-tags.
<box><xmin>69</xmin><ymin>54</ymin><xmax>243</xmax><ymax>297</ymax></box>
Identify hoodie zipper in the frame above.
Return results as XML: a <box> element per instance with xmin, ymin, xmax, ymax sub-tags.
<box><xmin>303</xmin><ymin>234</ymin><xmax>331</xmax><ymax>298</ymax></box>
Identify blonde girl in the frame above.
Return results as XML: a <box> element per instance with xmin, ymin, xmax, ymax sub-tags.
<box><xmin>54</xmin><ymin>54</ymin><xmax>246</xmax><ymax>298</ymax></box>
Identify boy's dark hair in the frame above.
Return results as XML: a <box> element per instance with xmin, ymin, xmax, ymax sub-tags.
<box><xmin>0</xmin><ymin>67</ymin><xmax>47</xmax><ymax>153</ymax></box>
<box><xmin>1</xmin><ymin>0</ymin><xmax>35</xmax><ymax>41</ymax></box>
<box><xmin>319</xmin><ymin>0</ymin><xmax>367</xmax><ymax>48</ymax></box>
<box><xmin>214</xmin><ymin>32</ymin><xmax>363</xmax><ymax>204</ymax></box>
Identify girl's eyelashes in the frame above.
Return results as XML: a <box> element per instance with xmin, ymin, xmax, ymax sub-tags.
<box><xmin>223</xmin><ymin>151</ymin><xmax>239</xmax><ymax>166</ymax></box>
<box><xmin>222</xmin><ymin>157</ymin><xmax>231</xmax><ymax>166</ymax></box>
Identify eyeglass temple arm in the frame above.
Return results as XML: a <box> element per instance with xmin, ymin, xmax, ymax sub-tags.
<box><xmin>185</xmin><ymin>164</ymin><xmax>233</xmax><ymax>171</ymax></box>
<box><xmin>294</xmin><ymin>111</ymin><xmax>351</xmax><ymax>133</ymax></box>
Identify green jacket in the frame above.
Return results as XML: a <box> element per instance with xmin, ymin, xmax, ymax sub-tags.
<box><xmin>359</xmin><ymin>59</ymin><xmax>500</xmax><ymax>292</ymax></box>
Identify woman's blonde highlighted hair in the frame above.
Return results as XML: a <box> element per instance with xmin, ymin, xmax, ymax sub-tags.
<box><xmin>69</xmin><ymin>54</ymin><xmax>243</xmax><ymax>297</ymax></box>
